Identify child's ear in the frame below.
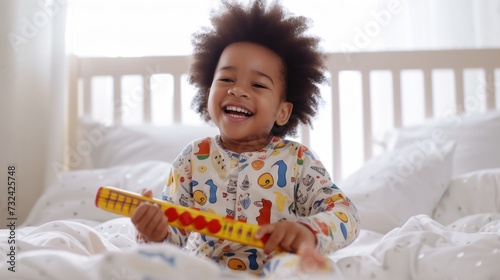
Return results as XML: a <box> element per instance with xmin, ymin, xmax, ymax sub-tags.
<box><xmin>276</xmin><ymin>102</ymin><xmax>293</xmax><ymax>126</ymax></box>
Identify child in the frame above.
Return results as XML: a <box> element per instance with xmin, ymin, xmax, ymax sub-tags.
<box><xmin>131</xmin><ymin>0</ymin><xmax>359</xmax><ymax>275</ymax></box>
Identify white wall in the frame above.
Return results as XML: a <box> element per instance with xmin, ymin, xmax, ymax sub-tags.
<box><xmin>0</xmin><ymin>0</ymin><xmax>67</xmax><ymax>227</ymax></box>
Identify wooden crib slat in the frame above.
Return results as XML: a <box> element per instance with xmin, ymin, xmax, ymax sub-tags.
<box><xmin>142</xmin><ymin>75</ymin><xmax>152</xmax><ymax>123</ymax></box>
<box><xmin>66</xmin><ymin>55</ymin><xmax>80</xmax><ymax>171</ymax></box>
<box><xmin>454</xmin><ymin>69</ymin><xmax>465</xmax><ymax>114</ymax></box>
<box><xmin>423</xmin><ymin>69</ymin><xmax>434</xmax><ymax>118</ymax></box>
<box><xmin>173</xmin><ymin>74</ymin><xmax>182</xmax><ymax>123</ymax></box>
<box><xmin>83</xmin><ymin>77</ymin><xmax>92</xmax><ymax>116</ymax></box>
<box><xmin>485</xmin><ymin>68</ymin><xmax>496</xmax><ymax>110</ymax></box>
<box><xmin>300</xmin><ymin>124</ymin><xmax>310</xmax><ymax>148</ymax></box>
<box><xmin>392</xmin><ymin>71</ymin><xmax>402</xmax><ymax>128</ymax></box>
<box><xmin>113</xmin><ymin>75</ymin><xmax>122</xmax><ymax>124</ymax></box>
<box><xmin>361</xmin><ymin>71</ymin><xmax>372</xmax><ymax>161</ymax></box>
<box><xmin>330</xmin><ymin>70</ymin><xmax>342</xmax><ymax>180</ymax></box>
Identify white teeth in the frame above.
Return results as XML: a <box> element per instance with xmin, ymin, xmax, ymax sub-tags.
<box><xmin>225</xmin><ymin>106</ymin><xmax>252</xmax><ymax>115</ymax></box>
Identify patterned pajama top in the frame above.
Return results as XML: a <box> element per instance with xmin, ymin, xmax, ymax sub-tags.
<box><xmin>159</xmin><ymin>136</ymin><xmax>359</xmax><ymax>274</ymax></box>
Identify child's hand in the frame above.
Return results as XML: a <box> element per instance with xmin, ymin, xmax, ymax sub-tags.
<box><xmin>254</xmin><ymin>221</ymin><xmax>317</xmax><ymax>255</ymax></box>
<box><xmin>131</xmin><ymin>189</ymin><xmax>169</xmax><ymax>242</ymax></box>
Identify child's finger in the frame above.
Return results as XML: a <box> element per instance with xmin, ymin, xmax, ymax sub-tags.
<box><xmin>140</xmin><ymin>188</ymin><xmax>153</xmax><ymax>198</ymax></box>
<box><xmin>254</xmin><ymin>224</ymin><xmax>274</xmax><ymax>240</ymax></box>
<box><xmin>131</xmin><ymin>203</ymin><xmax>150</xmax><ymax>224</ymax></box>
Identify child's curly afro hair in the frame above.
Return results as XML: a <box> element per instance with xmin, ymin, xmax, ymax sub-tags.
<box><xmin>189</xmin><ymin>0</ymin><xmax>327</xmax><ymax>137</ymax></box>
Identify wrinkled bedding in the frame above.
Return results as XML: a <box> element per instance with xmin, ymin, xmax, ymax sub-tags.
<box><xmin>1</xmin><ymin>161</ymin><xmax>499</xmax><ymax>279</ymax></box>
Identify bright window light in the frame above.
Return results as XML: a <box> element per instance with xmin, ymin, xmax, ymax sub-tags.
<box><xmin>67</xmin><ymin>0</ymin><xmax>397</xmax><ymax>57</ymax></box>
<box><xmin>67</xmin><ymin>0</ymin><xmax>215</xmax><ymax>56</ymax></box>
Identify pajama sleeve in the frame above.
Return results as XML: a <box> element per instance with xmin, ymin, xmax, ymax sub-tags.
<box><xmin>160</xmin><ymin>143</ymin><xmax>196</xmax><ymax>247</ymax></box>
<box><xmin>136</xmin><ymin>143</ymin><xmax>194</xmax><ymax>247</ymax></box>
<box><xmin>294</xmin><ymin>146</ymin><xmax>360</xmax><ymax>255</ymax></box>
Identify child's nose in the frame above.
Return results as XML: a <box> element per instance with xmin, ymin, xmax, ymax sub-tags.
<box><xmin>227</xmin><ymin>87</ymin><xmax>250</xmax><ymax>98</ymax></box>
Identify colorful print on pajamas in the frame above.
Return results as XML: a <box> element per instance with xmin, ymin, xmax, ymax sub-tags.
<box><xmin>159</xmin><ymin>136</ymin><xmax>359</xmax><ymax>275</ymax></box>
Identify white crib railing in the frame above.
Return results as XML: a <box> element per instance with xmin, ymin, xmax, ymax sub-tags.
<box><xmin>67</xmin><ymin>49</ymin><xmax>500</xmax><ymax>180</ymax></box>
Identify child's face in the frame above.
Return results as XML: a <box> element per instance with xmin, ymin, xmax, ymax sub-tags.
<box><xmin>208</xmin><ymin>42</ymin><xmax>292</xmax><ymax>151</ymax></box>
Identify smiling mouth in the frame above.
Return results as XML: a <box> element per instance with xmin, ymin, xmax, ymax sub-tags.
<box><xmin>224</xmin><ymin>105</ymin><xmax>254</xmax><ymax>118</ymax></box>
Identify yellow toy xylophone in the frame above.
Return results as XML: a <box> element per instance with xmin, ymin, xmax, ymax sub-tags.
<box><xmin>95</xmin><ymin>186</ymin><xmax>270</xmax><ymax>248</ymax></box>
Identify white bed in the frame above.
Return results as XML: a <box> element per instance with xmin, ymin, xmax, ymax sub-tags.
<box><xmin>1</xmin><ymin>49</ymin><xmax>500</xmax><ymax>279</ymax></box>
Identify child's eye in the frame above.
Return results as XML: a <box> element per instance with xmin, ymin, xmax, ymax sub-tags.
<box><xmin>252</xmin><ymin>83</ymin><xmax>267</xmax><ymax>89</ymax></box>
<box><xmin>219</xmin><ymin>78</ymin><xmax>234</xmax><ymax>83</ymax></box>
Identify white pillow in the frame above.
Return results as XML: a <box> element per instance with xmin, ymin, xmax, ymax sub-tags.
<box><xmin>23</xmin><ymin>161</ymin><xmax>171</xmax><ymax>226</ymax></box>
<box><xmin>341</xmin><ymin>141</ymin><xmax>456</xmax><ymax>234</ymax></box>
<box><xmin>433</xmin><ymin>168</ymin><xmax>500</xmax><ymax>226</ymax></box>
<box><xmin>82</xmin><ymin>121</ymin><xmax>219</xmax><ymax>168</ymax></box>
<box><xmin>385</xmin><ymin>111</ymin><xmax>500</xmax><ymax>178</ymax></box>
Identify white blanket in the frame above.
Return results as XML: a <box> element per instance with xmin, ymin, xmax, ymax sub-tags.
<box><xmin>1</xmin><ymin>161</ymin><xmax>499</xmax><ymax>279</ymax></box>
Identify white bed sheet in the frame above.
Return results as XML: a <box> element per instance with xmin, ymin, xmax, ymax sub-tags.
<box><xmin>1</xmin><ymin>161</ymin><xmax>499</xmax><ymax>279</ymax></box>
